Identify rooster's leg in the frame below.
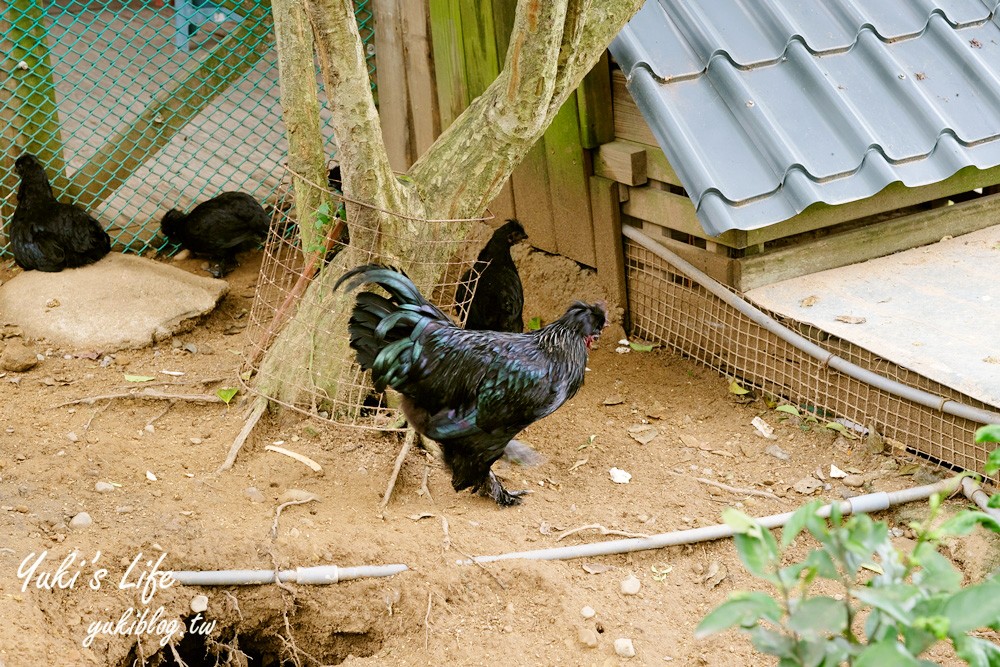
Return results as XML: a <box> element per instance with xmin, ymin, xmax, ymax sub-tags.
<box><xmin>480</xmin><ymin>470</ymin><xmax>530</xmax><ymax>507</ymax></box>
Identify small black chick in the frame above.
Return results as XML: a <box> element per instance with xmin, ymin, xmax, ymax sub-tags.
<box><xmin>160</xmin><ymin>191</ymin><xmax>269</xmax><ymax>277</ymax></box>
<box><xmin>336</xmin><ymin>264</ymin><xmax>607</xmax><ymax>506</ymax></box>
<box><xmin>456</xmin><ymin>219</ymin><xmax>528</xmax><ymax>332</ymax></box>
<box><xmin>10</xmin><ymin>154</ymin><xmax>111</xmax><ymax>272</ymax></box>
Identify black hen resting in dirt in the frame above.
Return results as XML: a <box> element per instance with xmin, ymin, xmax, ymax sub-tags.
<box><xmin>160</xmin><ymin>191</ymin><xmax>269</xmax><ymax>277</ymax></box>
<box><xmin>335</xmin><ymin>264</ymin><xmax>607</xmax><ymax>506</ymax></box>
<box><xmin>10</xmin><ymin>153</ymin><xmax>111</xmax><ymax>272</ymax></box>
<box><xmin>456</xmin><ymin>219</ymin><xmax>528</xmax><ymax>332</ymax></box>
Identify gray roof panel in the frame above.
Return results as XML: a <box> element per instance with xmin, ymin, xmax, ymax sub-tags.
<box><xmin>610</xmin><ymin>1</ymin><xmax>1000</xmax><ymax>235</ymax></box>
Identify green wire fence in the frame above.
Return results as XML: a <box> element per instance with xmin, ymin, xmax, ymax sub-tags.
<box><xmin>1</xmin><ymin>0</ymin><xmax>375</xmax><ymax>257</ymax></box>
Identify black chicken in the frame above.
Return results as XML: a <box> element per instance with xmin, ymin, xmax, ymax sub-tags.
<box><xmin>335</xmin><ymin>264</ymin><xmax>607</xmax><ymax>506</ymax></box>
<box><xmin>10</xmin><ymin>153</ymin><xmax>111</xmax><ymax>272</ymax></box>
<box><xmin>160</xmin><ymin>191</ymin><xmax>269</xmax><ymax>277</ymax></box>
<box><xmin>456</xmin><ymin>219</ymin><xmax>528</xmax><ymax>332</ymax></box>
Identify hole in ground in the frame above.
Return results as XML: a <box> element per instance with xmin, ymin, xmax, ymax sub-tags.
<box><xmin>120</xmin><ymin>613</ymin><xmax>382</xmax><ymax>667</ymax></box>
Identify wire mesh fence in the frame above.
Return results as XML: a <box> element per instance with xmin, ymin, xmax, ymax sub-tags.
<box><xmin>1</xmin><ymin>0</ymin><xmax>375</xmax><ymax>256</ymax></box>
<box><xmin>624</xmin><ymin>237</ymin><xmax>997</xmax><ymax>482</ymax></box>
<box><xmin>241</xmin><ymin>178</ymin><xmax>493</xmax><ymax>430</ymax></box>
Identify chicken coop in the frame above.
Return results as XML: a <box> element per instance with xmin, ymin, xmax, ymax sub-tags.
<box><xmin>374</xmin><ymin>0</ymin><xmax>1000</xmax><ymax>477</ymax></box>
<box><xmin>0</xmin><ymin>0</ymin><xmax>376</xmax><ymax>255</ymax></box>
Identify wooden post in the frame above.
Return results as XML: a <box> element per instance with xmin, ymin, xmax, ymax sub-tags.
<box><xmin>590</xmin><ymin>175</ymin><xmax>628</xmax><ymax>324</ymax></box>
<box><xmin>374</xmin><ymin>0</ymin><xmax>413</xmax><ymax>170</ymax></box>
<box><xmin>4</xmin><ymin>0</ymin><xmax>69</xmax><ymax>193</ymax></box>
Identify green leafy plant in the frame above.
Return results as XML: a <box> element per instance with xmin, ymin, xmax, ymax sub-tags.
<box><xmin>697</xmin><ymin>435</ymin><xmax>1000</xmax><ymax>666</ymax></box>
<box><xmin>526</xmin><ymin>316</ymin><xmax>542</xmax><ymax>331</ymax></box>
<box><xmin>216</xmin><ymin>387</ymin><xmax>239</xmax><ymax>405</ymax></box>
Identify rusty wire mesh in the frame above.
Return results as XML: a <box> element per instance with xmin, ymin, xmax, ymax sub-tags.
<box><xmin>241</xmin><ymin>176</ymin><xmax>491</xmax><ymax>430</ymax></box>
<box><xmin>624</xmin><ymin>237</ymin><xmax>997</xmax><ymax>481</ymax></box>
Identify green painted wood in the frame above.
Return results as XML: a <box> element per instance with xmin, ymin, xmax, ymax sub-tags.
<box><xmin>511</xmin><ymin>138</ymin><xmax>557</xmax><ymax>253</ymax></box>
<box><xmin>69</xmin><ymin>9</ymin><xmax>272</xmax><ymax>211</ymax></box>
<box><xmin>5</xmin><ymin>0</ymin><xmax>69</xmax><ymax>193</ymax></box>
<box><xmin>428</xmin><ymin>0</ymin><xmax>469</xmax><ymax>128</ymax></box>
<box><xmin>459</xmin><ymin>0</ymin><xmax>500</xmax><ymax>97</ymax></box>
<box><xmin>545</xmin><ymin>93</ymin><xmax>596</xmax><ymax>266</ymax></box>
<box><xmin>491</xmin><ymin>0</ymin><xmax>517</xmax><ymax>62</ymax></box>
<box><xmin>576</xmin><ymin>52</ymin><xmax>614</xmax><ymax>149</ymax></box>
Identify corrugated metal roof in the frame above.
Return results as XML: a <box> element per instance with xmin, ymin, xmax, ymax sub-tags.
<box><xmin>610</xmin><ymin>0</ymin><xmax>1000</xmax><ymax>236</ymax></box>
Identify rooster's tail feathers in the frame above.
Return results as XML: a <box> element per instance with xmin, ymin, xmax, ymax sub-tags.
<box><xmin>333</xmin><ymin>264</ymin><xmax>428</xmax><ymax>307</ymax></box>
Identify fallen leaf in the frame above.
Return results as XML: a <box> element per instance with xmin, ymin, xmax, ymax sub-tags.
<box><xmin>628</xmin><ymin>341</ymin><xmax>654</xmax><ymax>352</ymax></box>
<box><xmin>701</xmin><ymin>561</ymin><xmax>728</xmax><ymax>589</ymax></box>
<box><xmin>603</xmin><ymin>394</ymin><xmax>625</xmax><ymax>406</ymax></box>
<box><xmin>527</xmin><ymin>316</ymin><xmax>542</xmax><ymax>331</ymax></box>
<box><xmin>408</xmin><ymin>513</ymin><xmax>435</xmax><ymax>521</ymax></box>
<box><xmin>728</xmin><ymin>380</ymin><xmax>750</xmax><ymax>395</ymax></box>
<box><xmin>799</xmin><ymin>295</ymin><xmax>819</xmax><ymax>307</ymax></box>
<box><xmin>160</xmin><ymin>370</ymin><xmax>185</xmax><ymax>377</ymax></box>
<box><xmin>568</xmin><ymin>458</ymin><xmax>589</xmax><ymax>472</ymax></box>
<box><xmin>646</xmin><ymin>401</ymin><xmax>668</xmax><ymax>420</ymax></box>
<box><xmin>124</xmin><ymin>374</ymin><xmax>155</xmax><ymax>383</ymax></box>
<box><xmin>216</xmin><ymin>387</ymin><xmax>239</xmax><ymax>405</ymax></box>
<box><xmin>835</xmin><ymin>315</ymin><xmax>866</xmax><ymax>324</ymax></box>
<box><xmin>679</xmin><ymin>433</ymin><xmax>709</xmax><ymax>450</ymax></box>
<box><xmin>710</xmin><ymin>449</ymin><xmax>736</xmax><ymax>458</ymax></box>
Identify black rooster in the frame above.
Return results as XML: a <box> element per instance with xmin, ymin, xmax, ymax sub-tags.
<box><xmin>456</xmin><ymin>219</ymin><xmax>528</xmax><ymax>332</ymax></box>
<box><xmin>160</xmin><ymin>191</ymin><xmax>269</xmax><ymax>277</ymax></box>
<box><xmin>335</xmin><ymin>264</ymin><xmax>607</xmax><ymax>506</ymax></box>
<box><xmin>10</xmin><ymin>154</ymin><xmax>111</xmax><ymax>272</ymax></box>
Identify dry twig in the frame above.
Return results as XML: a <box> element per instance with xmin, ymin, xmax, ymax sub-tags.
<box><xmin>418</xmin><ymin>464</ymin><xmax>433</xmax><ymax>503</ymax></box>
<box><xmin>54</xmin><ymin>389</ymin><xmax>224</xmax><ymax>408</ymax></box>
<box><xmin>556</xmin><ymin>523</ymin><xmax>651</xmax><ymax>542</ymax></box>
<box><xmin>424</xmin><ymin>590</ymin><xmax>433</xmax><ymax>651</ymax></box>
<box><xmin>83</xmin><ymin>399</ymin><xmax>113</xmax><ymax>432</ymax></box>
<box><xmin>666</xmin><ymin>470</ymin><xmax>781</xmax><ymax>500</ymax></box>
<box><xmin>271</xmin><ymin>496</ymin><xmax>318</xmax><ymax>539</ymax></box>
<box><xmin>217</xmin><ymin>397</ymin><xmax>267</xmax><ymax>473</ymax></box>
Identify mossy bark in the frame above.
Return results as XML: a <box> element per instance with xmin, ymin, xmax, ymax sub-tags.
<box><xmin>255</xmin><ymin>0</ymin><xmax>643</xmax><ymax>410</ymax></box>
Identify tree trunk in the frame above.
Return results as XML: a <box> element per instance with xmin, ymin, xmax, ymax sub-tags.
<box><xmin>253</xmin><ymin>0</ymin><xmax>643</xmax><ymax>412</ymax></box>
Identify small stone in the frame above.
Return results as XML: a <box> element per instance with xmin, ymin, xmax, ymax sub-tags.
<box><xmin>842</xmin><ymin>474</ymin><xmax>865</xmax><ymax>488</ymax></box>
<box><xmin>765</xmin><ymin>444</ymin><xmax>790</xmax><ymax>461</ymax></box>
<box><xmin>45</xmin><ymin>298</ymin><xmax>60</xmax><ymax>308</ymax></box>
<box><xmin>245</xmin><ymin>486</ymin><xmax>266</xmax><ymax>503</ymax></box>
<box><xmin>69</xmin><ymin>512</ymin><xmax>93</xmax><ymax>529</ymax></box>
<box><xmin>190</xmin><ymin>595</ymin><xmax>209</xmax><ymax>613</ymax></box>
<box><xmin>182</xmin><ymin>342</ymin><xmax>198</xmax><ymax>354</ymax></box>
<box><xmin>1</xmin><ymin>340</ymin><xmax>39</xmax><ymax>372</ymax></box>
<box><xmin>578</xmin><ymin>627</ymin><xmax>598</xmax><ymax>648</ymax></box>
<box><xmin>67</xmin><ymin>432</ymin><xmax>79</xmax><ymax>443</ymax></box>
<box><xmin>620</xmin><ymin>574</ymin><xmax>641</xmax><ymax>595</ymax></box>
<box><xmin>614</xmin><ymin>638</ymin><xmax>636</xmax><ymax>658</ymax></box>
<box><xmin>829</xmin><ymin>464</ymin><xmax>847</xmax><ymax>478</ymax></box>
<box><xmin>146</xmin><ymin>470</ymin><xmax>158</xmax><ymax>481</ymax></box>
<box><xmin>793</xmin><ymin>476</ymin><xmax>822</xmax><ymax>495</ymax></box>
<box><xmin>144</xmin><ymin>424</ymin><xmax>155</xmax><ymax>434</ymax></box>
<box><xmin>189</xmin><ymin>437</ymin><xmax>203</xmax><ymax>445</ymax></box>
<box><xmin>603</xmin><ymin>394</ymin><xmax>625</xmax><ymax>406</ymax></box>
<box><xmin>94</xmin><ymin>482</ymin><xmax>114</xmax><ymax>493</ymax></box>
<box><xmin>581</xmin><ymin>606</ymin><xmax>596</xmax><ymax>619</ymax></box>
<box><xmin>116</xmin><ymin>505</ymin><xmax>134</xmax><ymax>513</ymax></box>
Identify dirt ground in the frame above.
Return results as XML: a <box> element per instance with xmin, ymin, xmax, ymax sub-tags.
<box><xmin>0</xmin><ymin>249</ymin><xmax>996</xmax><ymax>666</ymax></box>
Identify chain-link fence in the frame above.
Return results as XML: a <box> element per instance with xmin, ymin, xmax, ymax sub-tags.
<box><xmin>1</xmin><ymin>0</ymin><xmax>374</xmax><ymax>256</ymax></box>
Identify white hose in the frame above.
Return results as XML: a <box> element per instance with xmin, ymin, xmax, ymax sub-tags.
<box><xmin>961</xmin><ymin>477</ymin><xmax>1000</xmax><ymax>521</ymax></box>
<box><xmin>460</xmin><ymin>478</ymin><xmax>960</xmax><ymax>565</ymax></box>
<box><xmin>622</xmin><ymin>225</ymin><xmax>1000</xmax><ymax>426</ymax></box>
<box><xmin>170</xmin><ymin>563</ymin><xmax>408</xmax><ymax>586</ymax></box>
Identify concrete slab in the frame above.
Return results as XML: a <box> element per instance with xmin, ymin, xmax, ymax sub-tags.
<box><xmin>745</xmin><ymin>225</ymin><xmax>1000</xmax><ymax>409</ymax></box>
<box><xmin>0</xmin><ymin>254</ymin><xmax>228</xmax><ymax>351</ymax></box>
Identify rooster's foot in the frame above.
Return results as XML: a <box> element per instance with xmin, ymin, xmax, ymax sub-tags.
<box><xmin>481</xmin><ymin>470</ymin><xmax>530</xmax><ymax>507</ymax></box>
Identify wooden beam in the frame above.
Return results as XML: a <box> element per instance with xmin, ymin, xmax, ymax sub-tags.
<box><xmin>611</xmin><ymin>69</ymin><xmax>657</xmax><ymax>147</ymax></box>
<box><xmin>546</xmin><ymin>94</ymin><xmax>596</xmax><ymax>267</ymax></box>
<box><xmin>577</xmin><ymin>51</ymin><xmax>614</xmax><ymax>149</ymax></box>
<box><xmin>68</xmin><ymin>8</ymin><xmax>272</xmax><ymax>211</ymax></box>
<box><xmin>511</xmin><ymin>138</ymin><xmax>557</xmax><ymax>253</ymax></box>
<box><xmin>401</xmin><ymin>0</ymin><xmax>440</xmax><ymax>157</ymax></box>
<box><xmin>374</xmin><ymin>0</ymin><xmax>413</xmax><ymax>170</ymax></box>
<box><xmin>594</xmin><ymin>140</ymin><xmax>647</xmax><ymax>185</ymax></box>
<box><xmin>736</xmin><ymin>191</ymin><xmax>1000</xmax><ymax>291</ymax></box>
<box><xmin>591</xmin><ymin>176</ymin><xmax>628</xmax><ymax>321</ymax></box>
<box><xmin>427</xmin><ymin>0</ymin><xmax>468</xmax><ymax>129</ymax></box>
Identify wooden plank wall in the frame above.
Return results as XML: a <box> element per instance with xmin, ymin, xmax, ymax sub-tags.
<box><xmin>378</xmin><ymin>0</ymin><xmax>612</xmax><ymax>269</ymax></box>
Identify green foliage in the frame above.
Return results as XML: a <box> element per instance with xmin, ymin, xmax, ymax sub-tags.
<box><xmin>526</xmin><ymin>316</ymin><xmax>542</xmax><ymax>331</ymax></box>
<box><xmin>697</xmin><ymin>445</ymin><xmax>1000</xmax><ymax>666</ymax></box>
<box><xmin>215</xmin><ymin>387</ymin><xmax>239</xmax><ymax>405</ymax></box>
